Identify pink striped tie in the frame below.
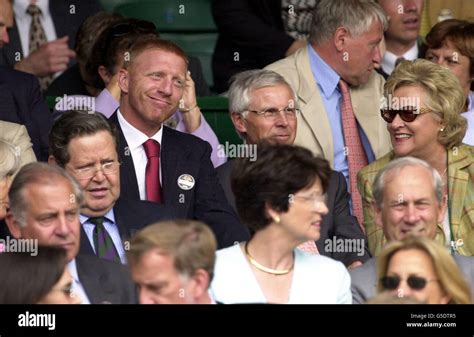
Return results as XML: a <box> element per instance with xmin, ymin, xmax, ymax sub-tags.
<box><xmin>339</xmin><ymin>79</ymin><xmax>368</xmax><ymax>227</ymax></box>
<box><xmin>298</xmin><ymin>240</ymin><xmax>319</xmax><ymax>254</ymax></box>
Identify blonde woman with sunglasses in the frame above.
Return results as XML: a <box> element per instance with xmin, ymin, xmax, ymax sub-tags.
<box><xmin>376</xmin><ymin>237</ymin><xmax>471</xmax><ymax>304</ymax></box>
<box><xmin>357</xmin><ymin>59</ymin><xmax>473</xmax><ymax>256</ymax></box>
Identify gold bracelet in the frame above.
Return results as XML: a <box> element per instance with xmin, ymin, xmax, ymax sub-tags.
<box><xmin>181</xmin><ymin>103</ymin><xmax>198</xmax><ymax>112</ymax></box>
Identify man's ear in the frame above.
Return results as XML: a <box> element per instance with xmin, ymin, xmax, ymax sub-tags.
<box><xmin>187</xmin><ymin>269</ymin><xmax>210</xmax><ymax>302</ymax></box>
<box><xmin>230</xmin><ymin>112</ymin><xmax>247</xmax><ymax>135</ymax></box>
<box><xmin>438</xmin><ymin>194</ymin><xmax>448</xmax><ymax>224</ymax></box>
<box><xmin>117</xmin><ymin>68</ymin><xmax>129</xmax><ymax>94</ymax></box>
<box><xmin>5</xmin><ymin>213</ymin><xmax>22</xmax><ymax>239</ymax></box>
<box><xmin>334</xmin><ymin>26</ymin><xmax>349</xmax><ymax>52</ymax></box>
<box><xmin>373</xmin><ymin>201</ymin><xmax>383</xmax><ymax>229</ymax></box>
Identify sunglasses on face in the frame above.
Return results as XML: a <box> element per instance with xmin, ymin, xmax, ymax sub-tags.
<box><xmin>380</xmin><ymin>107</ymin><xmax>434</xmax><ymax>123</ymax></box>
<box><xmin>380</xmin><ymin>275</ymin><xmax>439</xmax><ymax>291</ymax></box>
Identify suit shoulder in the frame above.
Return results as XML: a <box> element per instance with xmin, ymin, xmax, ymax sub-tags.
<box><xmin>164</xmin><ymin>126</ymin><xmax>210</xmax><ymax>151</ymax></box>
<box><xmin>216</xmin><ymin>160</ymin><xmax>233</xmax><ymax>176</ymax></box>
<box><xmin>0</xmin><ymin>68</ymin><xmax>38</xmax><ymax>86</ymax></box>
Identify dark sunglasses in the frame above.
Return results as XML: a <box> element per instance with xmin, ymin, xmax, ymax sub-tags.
<box><xmin>380</xmin><ymin>275</ymin><xmax>438</xmax><ymax>291</ymax></box>
<box><xmin>380</xmin><ymin>107</ymin><xmax>434</xmax><ymax>123</ymax></box>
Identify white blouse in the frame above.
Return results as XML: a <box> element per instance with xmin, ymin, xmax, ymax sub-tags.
<box><xmin>210</xmin><ymin>244</ymin><xmax>351</xmax><ymax>304</ymax></box>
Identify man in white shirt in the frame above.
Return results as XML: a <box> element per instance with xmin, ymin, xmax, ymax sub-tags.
<box><xmin>377</xmin><ymin>0</ymin><xmax>424</xmax><ymax>78</ymax></box>
<box><xmin>111</xmin><ymin>35</ymin><xmax>250</xmax><ymax>248</ymax></box>
<box><xmin>0</xmin><ymin>0</ymin><xmax>102</xmax><ymax>88</ymax></box>
<box><xmin>5</xmin><ymin>162</ymin><xmax>136</xmax><ymax>304</ymax></box>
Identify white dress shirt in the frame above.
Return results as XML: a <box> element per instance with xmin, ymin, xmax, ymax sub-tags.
<box><xmin>117</xmin><ymin>109</ymin><xmax>163</xmax><ymax>200</ymax></box>
<box><xmin>381</xmin><ymin>43</ymin><xmax>419</xmax><ymax>76</ymax></box>
<box><xmin>68</xmin><ymin>259</ymin><xmax>91</xmax><ymax>304</ymax></box>
<box><xmin>13</xmin><ymin>0</ymin><xmax>57</xmax><ymax>56</ymax></box>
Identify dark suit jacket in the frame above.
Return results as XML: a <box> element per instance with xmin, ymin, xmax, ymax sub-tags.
<box><xmin>79</xmin><ymin>197</ymin><xmax>176</xmax><ymax>256</ymax></box>
<box><xmin>0</xmin><ymin>0</ymin><xmax>103</xmax><ymax>67</ymax></box>
<box><xmin>75</xmin><ymin>254</ymin><xmax>137</xmax><ymax>304</ymax></box>
<box><xmin>217</xmin><ymin>161</ymin><xmax>370</xmax><ymax>266</ymax></box>
<box><xmin>110</xmin><ymin>113</ymin><xmax>250</xmax><ymax>249</ymax></box>
<box><xmin>211</xmin><ymin>0</ymin><xmax>294</xmax><ymax>93</ymax></box>
<box><xmin>0</xmin><ymin>68</ymin><xmax>52</xmax><ymax>161</ymax></box>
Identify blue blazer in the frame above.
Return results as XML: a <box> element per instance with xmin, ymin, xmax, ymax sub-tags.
<box><xmin>109</xmin><ymin>112</ymin><xmax>250</xmax><ymax>249</ymax></box>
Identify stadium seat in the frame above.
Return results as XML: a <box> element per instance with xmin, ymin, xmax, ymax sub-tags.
<box><xmin>113</xmin><ymin>0</ymin><xmax>217</xmax><ymax>89</ymax></box>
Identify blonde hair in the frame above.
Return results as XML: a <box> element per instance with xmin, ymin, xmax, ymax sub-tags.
<box><xmin>0</xmin><ymin>139</ymin><xmax>19</xmax><ymax>179</ymax></box>
<box><xmin>377</xmin><ymin>237</ymin><xmax>472</xmax><ymax>304</ymax></box>
<box><xmin>385</xmin><ymin>59</ymin><xmax>467</xmax><ymax>149</ymax></box>
<box><xmin>128</xmin><ymin>220</ymin><xmax>217</xmax><ymax>282</ymax></box>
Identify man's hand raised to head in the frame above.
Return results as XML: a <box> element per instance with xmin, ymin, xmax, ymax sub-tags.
<box><xmin>14</xmin><ymin>36</ymin><xmax>76</xmax><ymax>76</ymax></box>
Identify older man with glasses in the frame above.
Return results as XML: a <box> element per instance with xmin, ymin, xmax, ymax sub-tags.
<box><xmin>48</xmin><ymin>110</ymin><xmax>175</xmax><ymax>264</ymax></box>
<box><xmin>216</xmin><ymin>69</ymin><xmax>370</xmax><ymax>268</ymax></box>
<box><xmin>351</xmin><ymin>156</ymin><xmax>474</xmax><ymax>304</ymax></box>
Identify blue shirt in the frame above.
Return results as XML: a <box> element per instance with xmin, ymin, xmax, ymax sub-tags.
<box><xmin>308</xmin><ymin>45</ymin><xmax>375</xmax><ymax>185</ymax></box>
<box><xmin>80</xmin><ymin>209</ymin><xmax>127</xmax><ymax>264</ymax></box>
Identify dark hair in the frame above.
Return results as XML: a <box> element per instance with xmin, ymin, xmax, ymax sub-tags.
<box><xmin>0</xmin><ymin>246</ymin><xmax>67</xmax><ymax>304</ymax></box>
<box><xmin>49</xmin><ymin>110</ymin><xmax>119</xmax><ymax>167</ymax></box>
<box><xmin>231</xmin><ymin>142</ymin><xmax>330</xmax><ymax>232</ymax></box>
<box><xmin>86</xmin><ymin>18</ymin><xmax>158</xmax><ymax>89</ymax></box>
<box><xmin>424</xmin><ymin>19</ymin><xmax>474</xmax><ymax>77</ymax></box>
<box><xmin>123</xmin><ymin>35</ymin><xmax>188</xmax><ymax>69</ymax></box>
<box><xmin>75</xmin><ymin>11</ymin><xmax>123</xmax><ymax>68</ymax></box>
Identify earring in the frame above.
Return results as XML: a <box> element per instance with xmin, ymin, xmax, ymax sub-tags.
<box><xmin>273</xmin><ymin>215</ymin><xmax>281</xmax><ymax>224</ymax></box>
<box><xmin>440</xmin><ymin>128</ymin><xmax>444</xmax><ymax>132</ymax></box>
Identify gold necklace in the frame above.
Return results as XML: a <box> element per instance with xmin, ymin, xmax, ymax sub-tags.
<box><xmin>244</xmin><ymin>242</ymin><xmax>293</xmax><ymax>275</ymax></box>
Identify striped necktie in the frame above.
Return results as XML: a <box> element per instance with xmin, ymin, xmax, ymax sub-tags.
<box><xmin>90</xmin><ymin>217</ymin><xmax>121</xmax><ymax>263</ymax></box>
<box><xmin>26</xmin><ymin>4</ymin><xmax>54</xmax><ymax>91</ymax></box>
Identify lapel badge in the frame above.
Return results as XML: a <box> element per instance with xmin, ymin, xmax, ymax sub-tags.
<box><xmin>177</xmin><ymin>174</ymin><xmax>195</xmax><ymax>190</ymax></box>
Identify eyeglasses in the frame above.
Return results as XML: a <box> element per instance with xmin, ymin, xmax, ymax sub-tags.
<box><xmin>246</xmin><ymin>106</ymin><xmax>300</xmax><ymax>119</ymax></box>
<box><xmin>380</xmin><ymin>107</ymin><xmax>435</xmax><ymax>123</ymax></box>
<box><xmin>292</xmin><ymin>193</ymin><xmax>327</xmax><ymax>207</ymax></box>
<box><xmin>380</xmin><ymin>275</ymin><xmax>439</xmax><ymax>291</ymax></box>
<box><xmin>73</xmin><ymin>161</ymin><xmax>121</xmax><ymax>180</ymax></box>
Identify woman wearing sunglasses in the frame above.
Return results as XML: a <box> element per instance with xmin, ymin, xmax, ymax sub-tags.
<box><xmin>0</xmin><ymin>246</ymin><xmax>81</xmax><ymax>304</ymax></box>
<box><xmin>377</xmin><ymin>237</ymin><xmax>471</xmax><ymax>304</ymax></box>
<box><xmin>358</xmin><ymin>59</ymin><xmax>474</xmax><ymax>257</ymax></box>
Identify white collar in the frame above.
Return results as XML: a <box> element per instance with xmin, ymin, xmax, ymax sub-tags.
<box><xmin>381</xmin><ymin>42</ymin><xmax>419</xmax><ymax>76</ymax></box>
<box><xmin>117</xmin><ymin>109</ymin><xmax>163</xmax><ymax>150</ymax></box>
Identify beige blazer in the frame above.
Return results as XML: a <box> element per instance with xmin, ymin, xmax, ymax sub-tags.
<box><xmin>265</xmin><ymin>46</ymin><xmax>391</xmax><ymax>168</ymax></box>
<box><xmin>0</xmin><ymin>121</ymin><xmax>37</xmax><ymax>173</ymax></box>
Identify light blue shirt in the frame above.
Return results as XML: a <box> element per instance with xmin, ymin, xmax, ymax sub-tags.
<box><xmin>308</xmin><ymin>45</ymin><xmax>375</xmax><ymax>186</ymax></box>
<box><xmin>80</xmin><ymin>209</ymin><xmax>127</xmax><ymax>264</ymax></box>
